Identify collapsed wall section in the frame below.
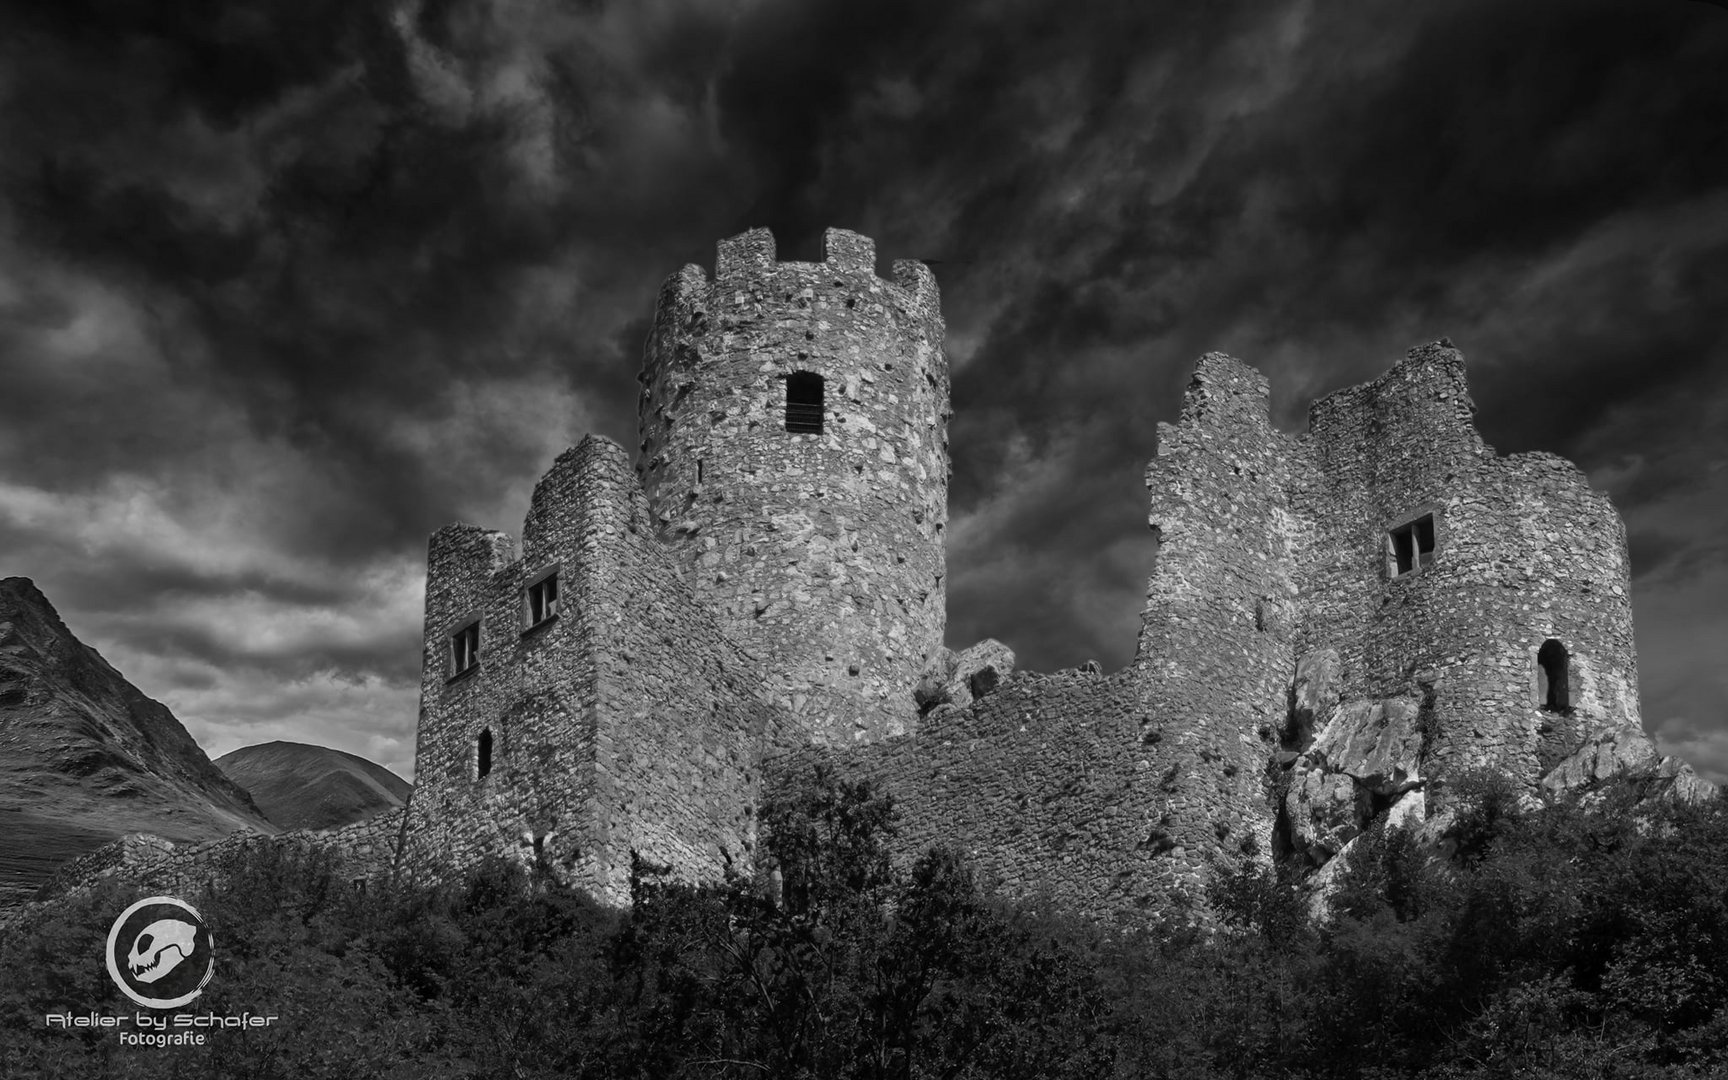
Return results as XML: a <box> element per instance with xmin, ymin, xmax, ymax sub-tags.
<box><xmin>399</xmin><ymin>437</ymin><xmax>785</xmax><ymax>903</ymax></box>
<box><xmin>26</xmin><ymin>810</ymin><xmax>406</xmax><ymax>911</ymax></box>
<box><xmin>1129</xmin><ymin>354</ymin><xmax>1308</xmax><ymax>883</ymax></box>
<box><xmin>638</xmin><ymin>227</ymin><xmax>950</xmax><ymax>747</ymax></box>
<box><xmin>1300</xmin><ymin>342</ymin><xmax>1642</xmax><ymax>790</ymax></box>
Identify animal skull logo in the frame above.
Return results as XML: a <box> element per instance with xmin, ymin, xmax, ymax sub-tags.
<box><xmin>105</xmin><ymin>896</ymin><xmax>214</xmax><ymax>1008</ymax></box>
<box><xmin>125</xmin><ymin>918</ymin><xmax>197</xmax><ymax>983</ymax></box>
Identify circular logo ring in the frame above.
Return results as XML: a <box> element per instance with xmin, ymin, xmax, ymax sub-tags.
<box><xmin>105</xmin><ymin>896</ymin><xmax>215</xmax><ymax>1009</ymax></box>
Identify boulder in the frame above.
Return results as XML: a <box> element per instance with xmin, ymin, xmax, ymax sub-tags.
<box><xmin>1284</xmin><ymin>696</ymin><xmax>1424</xmax><ymax>862</ymax></box>
<box><xmin>915</xmin><ymin>640</ymin><xmax>1014</xmax><ymax>713</ymax></box>
<box><xmin>1285</xmin><ymin>769</ymin><xmax>1361</xmax><ymax>858</ymax></box>
<box><xmin>1308</xmin><ymin>698</ymin><xmax>1424</xmax><ymax>796</ymax></box>
<box><xmin>1650</xmin><ymin>756</ymin><xmax>1719</xmax><ymax>804</ymax></box>
<box><xmin>957</xmin><ymin>639</ymin><xmax>1014</xmax><ymax>699</ymax></box>
<box><xmin>1287</xmin><ymin>647</ymin><xmax>1341</xmax><ymax>750</ymax></box>
<box><xmin>1384</xmin><ymin>787</ymin><xmax>1425</xmax><ymax>832</ymax></box>
<box><xmin>1538</xmin><ymin>727</ymin><xmax>1658</xmax><ymax>795</ymax></box>
<box><xmin>1305</xmin><ymin>834</ymin><xmax>1359</xmax><ymax>923</ymax></box>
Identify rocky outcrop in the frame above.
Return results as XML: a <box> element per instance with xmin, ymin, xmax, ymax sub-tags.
<box><xmin>1287</xmin><ymin>648</ymin><xmax>1341</xmax><ymax>751</ymax></box>
<box><xmin>1285</xmin><ymin>697</ymin><xmax>1425</xmax><ymax>861</ymax></box>
<box><xmin>1539</xmin><ymin>728</ymin><xmax>1658</xmax><ymax>794</ymax></box>
<box><xmin>1541</xmin><ymin>728</ymin><xmax>1718</xmax><ymax>804</ymax></box>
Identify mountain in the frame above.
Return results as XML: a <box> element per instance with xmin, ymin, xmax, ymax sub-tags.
<box><xmin>216</xmin><ymin>741</ymin><xmax>410</xmax><ymax>831</ymax></box>
<box><xmin>0</xmin><ymin>577</ymin><xmax>275</xmax><ymax>904</ymax></box>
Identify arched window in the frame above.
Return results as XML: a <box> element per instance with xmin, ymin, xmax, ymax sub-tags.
<box><xmin>1537</xmin><ymin>640</ymin><xmax>1569</xmax><ymax>712</ymax></box>
<box><xmin>785</xmin><ymin>371</ymin><xmax>824</xmax><ymax>434</ymax></box>
<box><xmin>477</xmin><ymin>728</ymin><xmax>493</xmax><ymax>779</ymax></box>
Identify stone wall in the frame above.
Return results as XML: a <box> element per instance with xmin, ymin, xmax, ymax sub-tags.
<box><xmin>638</xmin><ymin>227</ymin><xmax>950</xmax><ymax>746</ymax></box>
<box><xmin>586</xmin><ymin>440</ymin><xmax>791</xmax><ymax>904</ymax></box>
<box><xmin>37</xmin><ymin>832</ymin><xmax>178</xmax><ymax>900</ymax></box>
<box><xmin>16</xmin><ymin>809</ymin><xmax>406</xmax><ymax>920</ymax></box>
<box><xmin>398</xmin><ymin>436</ymin><xmax>787</xmax><ymax>904</ymax></box>
<box><xmin>771</xmin><ymin>669</ymin><xmax>1201</xmax><ymax>923</ymax></box>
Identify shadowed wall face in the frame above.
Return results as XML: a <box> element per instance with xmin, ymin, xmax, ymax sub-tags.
<box><xmin>639</xmin><ymin>227</ymin><xmax>950</xmax><ymax>746</ymax></box>
<box><xmin>400</xmin><ymin>438</ymin><xmax>782</xmax><ymax>901</ymax></box>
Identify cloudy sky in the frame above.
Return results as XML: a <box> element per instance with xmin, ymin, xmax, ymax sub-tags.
<box><xmin>1</xmin><ymin>0</ymin><xmax>1724</xmax><ymax>783</ymax></box>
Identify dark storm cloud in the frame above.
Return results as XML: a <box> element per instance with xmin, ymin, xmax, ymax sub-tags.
<box><xmin>1</xmin><ymin>0</ymin><xmax>1725</xmax><ymax>775</ymax></box>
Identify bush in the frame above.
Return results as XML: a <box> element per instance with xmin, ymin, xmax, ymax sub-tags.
<box><xmin>5</xmin><ymin>772</ymin><xmax>1728</xmax><ymax>1079</ymax></box>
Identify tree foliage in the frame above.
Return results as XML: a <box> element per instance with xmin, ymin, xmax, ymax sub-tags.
<box><xmin>4</xmin><ymin>773</ymin><xmax>1728</xmax><ymax>1079</ymax></box>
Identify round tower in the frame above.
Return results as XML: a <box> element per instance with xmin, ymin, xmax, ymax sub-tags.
<box><xmin>638</xmin><ymin>226</ymin><xmax>949</xmax><ymax>746</ymax></box>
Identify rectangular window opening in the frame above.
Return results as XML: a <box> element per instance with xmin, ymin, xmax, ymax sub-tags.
<box><xmin>526</xmin><ymin>572</ymin><xmax>559</xmax><ymax>628</ymax></box>
<box><xmin>1388</xmin><ymin>513</ymin><xmax>1436</xmax><ymax>578</ymax></box>
<box><xmin>785</xmin><ymin>371</ymin><xmax>825</xmax><ymax>434</ymax></box>
<box><xmin>451</xmin><ymin>622</ymin><xmax>480</xmax><ymax>676</ymax></box>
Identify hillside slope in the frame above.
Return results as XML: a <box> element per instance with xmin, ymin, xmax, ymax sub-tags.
<box><xmin>0</xmin><ymin>577</ymin><xmax>275</xmax><ymax>904</ymax></box>
<box><xmin>217</xmin><ymin>741</ymin><xmax>410</xmax><ymax>831</ymax></box>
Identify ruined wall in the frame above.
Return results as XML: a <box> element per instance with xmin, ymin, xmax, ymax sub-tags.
<box><xmin>639</xmin><ymin>227</ymin><xmax>950</xmax><ymax>746</ymax></box>
<box><xmin>1129</xmin><ymin>355</ymin><xmax>1308</xmax><ymax>884</ymax></box>
<box><xmin>25</xmin><ymin>810</ymin><xmax>407</xmax><ymax>913</ymax></box>
<box><xmin>1299</xmin><ymin>342</ymin><xmax>1641</xmax><ymax>793</ymax></box>
<box><xmin>771</xmin><ymin>669</ymin><xmax>1200</xmax><ymax>922</ymax></box>
<box><xmin>398</xmin><ymin>437</ymin><xmax>784</xmax><ymax>904</ymax></box>
<box><xmin>397</xmin><ymin>447</ymin><xmax>602</xmax><ymax>890</ymax></box>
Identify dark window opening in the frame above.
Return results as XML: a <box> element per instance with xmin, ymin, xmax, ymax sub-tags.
<box><xmin>477</xmin><ymin>728</ymin><xmax>493</xmax><ymax>779</ymax></box>
<box><xmin>1538</xmin><ymin>639</ymin><xmax>1570</xmax><ymax>712</ymax></box>
<box><xmin>1388</xmin><ymin>513</ymin><xmax>1437</xmax><ymax>577</ymax></box>
<box><xmin>451</xmin><ymin>622</ymin><xmax>480</xmax><ymax>676</ymax></box>
<box><xmin>526</xmin><ymin>572</ymin><xmax>559</xmax><ymax>627</ymax></box>
<box><xmin>697</xmin><ymin>459</ymin><xmax>704</xmax><ymax>484</ymax></box>
<box><xmin>785</xmin><ymin>371</ymin><xmax>824</xmax><ymax>434</ymax></box>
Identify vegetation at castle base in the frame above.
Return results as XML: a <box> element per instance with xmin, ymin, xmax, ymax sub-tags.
<box><xmin>3</xmin><ymin>769</ymin><xmax>1728</xmax><ymax>1080</ymax></box>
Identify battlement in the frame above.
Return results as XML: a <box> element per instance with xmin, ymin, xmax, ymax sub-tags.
<box><xmin>653</xmin><ymin>227</ymin><xmax>942</xmax><ymax>327</ymax></box>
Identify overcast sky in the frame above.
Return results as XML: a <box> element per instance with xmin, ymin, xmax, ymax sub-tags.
<box><xmin>2</xmin><ymin>0</ymin><xmax>1724</xmax><ymax>783</ymax></box>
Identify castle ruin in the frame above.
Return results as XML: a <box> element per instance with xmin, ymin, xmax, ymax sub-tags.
<box><xmin>395</xmin><ymin>226</ymin><xmax>1691</xmax><ymax>916</ymax></box>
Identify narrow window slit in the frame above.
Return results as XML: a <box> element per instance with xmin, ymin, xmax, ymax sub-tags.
<box><xmin>1538</xmin><ymin>639</ymin><xmax>1570</xmax><ymax>712</ymax></box>
<box><xmin>451</xmin><ymin>622</ymin><xmax>480</xmax><ymax>676</ymax></box>
<box><xmin>785</xmin><ymin>371</ymin><xmax>824</xmax><ymax>434</ymax></box>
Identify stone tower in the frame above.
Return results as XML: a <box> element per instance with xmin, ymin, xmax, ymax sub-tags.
<box><xmin>398</xmin><ymin>439</ymin><xmax>778</xmax><ymax>903</ymax></box>
<box><xmin>638</xmin><ymin>227</ymin><xmax>950</xmax><ymax>746</ymax></box>
<box><xmin>1296</xmin><ymin>342</ymin><xmax>1643</xmax><ymax>788</ymax></box>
